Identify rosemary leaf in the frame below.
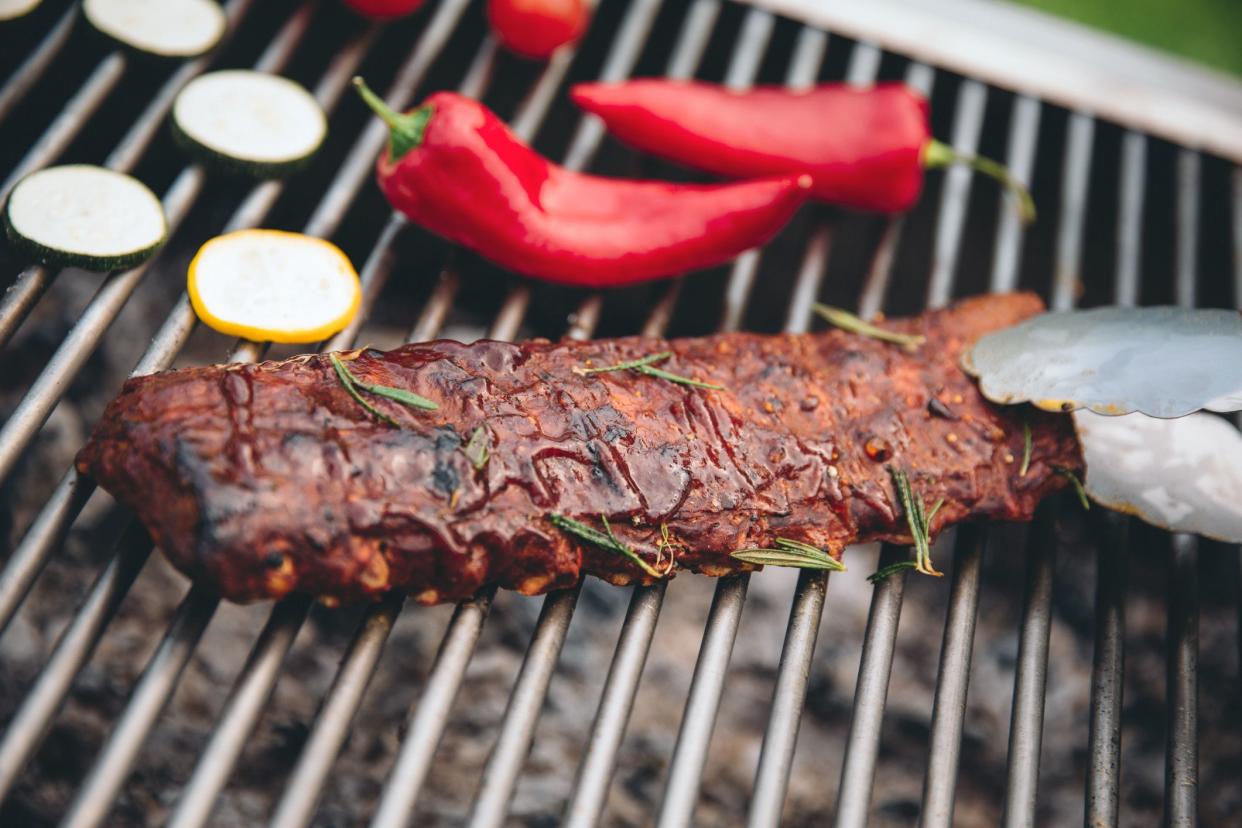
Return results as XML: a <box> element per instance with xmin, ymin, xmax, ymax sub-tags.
<box><xmin>331</xmin><ymin>354</ymin><xmax>400</xmax><ymax>428</ymax></box>
<box><xmin>867</xmin><ymin>560</ymin><xmax>918</xmax><ymax>584</ymax></box>
<box><xmin>355</xmin><ymin>380</ymin><xmax>438</xmax><ymax>410</ymax></box>
<box><xmin>549</xmin><ymin>513</ymin><xmax>670</xmax><ymax>578</ymax></box>
<box><xmin>577</xmin><ymin>351</ymin><xmax>724</xmax><ymax>391</ymax></box>
<box><xmin>1019</xmin><ymin>420</ymin><xmax>1033</xmax><ymax>477</ymax></box>
<box><xmin>463</xmin><ymin>426</ymin><xmax>490</xmax><ymax>471</ymax></box>
<box><xmin>730</xmin><ymin>537</ymin><xmax>845</xmax><ymax>572</ymax></box>
<box><xmin>635</xmin><ymin>364</ymin><xmax>724</xmax><ymax>390</ymax></box>
<box><xmin>331</xmin><ymin>353</ymin><xmax>438</xmax><ymax>428</ymax></box>
<box><xmin>813</xmin><ymin>303</ymin><xmax>926</xmax><ymax>348</ymax></box>
<box><xmin>1054</xmin><ymin>465</ymin><xmax>1091</xmax><ymax>510</ymax></box>
<box><xmin>888</xmin><ymin>466</ymin><xmax>943</xmax><ymax>578</ymax></box>
<box><xmin>579</xmin><ymin>351</ymin><xmax>673</xmax><ymax>375</ymax></box>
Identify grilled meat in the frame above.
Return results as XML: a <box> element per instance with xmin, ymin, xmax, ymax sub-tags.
<box><xmin>77</xmin><ymin>293</ymin><xmax>1082</xmax><ymax>605</ymax></box>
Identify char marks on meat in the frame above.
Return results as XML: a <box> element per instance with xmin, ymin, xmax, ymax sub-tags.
<box><xmin>77</xmin><ymin>293</ymin><xmax>1082</xmax><ymax>605</ymax></box>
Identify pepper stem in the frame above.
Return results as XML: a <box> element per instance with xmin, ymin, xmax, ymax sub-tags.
<box><xmin>352</xmin><ymin>76</ymin><xmax>432</xmax><ymax>162</ymax></box>
<box><xmin>924</xmin><ymin>139</ymin><xmax>1037</xmax><ymax>223</ymax></box>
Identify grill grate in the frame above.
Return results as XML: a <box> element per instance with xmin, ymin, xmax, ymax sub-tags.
<box><xmin>0</xmin><ymin>1</ymin><xmax>1239</xmax><ymax>826</ymax></box>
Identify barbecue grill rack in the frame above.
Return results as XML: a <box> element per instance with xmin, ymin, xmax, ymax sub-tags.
<box><xmin>0</xmin><ymin>0</ymin><xmax>1238</xmax><ymax>825</ymax></box>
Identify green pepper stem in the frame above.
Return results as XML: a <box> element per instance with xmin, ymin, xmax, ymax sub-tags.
<box><xmin>352</xmin><ymin>76</ymin><xmax>432</xmax><ymax>162</ymax></box>
<box><xmin>924</xmin><ymin>138</ymin><xmax>1037</xmax><ymax>223</ymax></box>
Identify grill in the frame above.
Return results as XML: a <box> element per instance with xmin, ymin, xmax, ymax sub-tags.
<box><xmin>0</xmin><ymin>1</ymin><xmax>1239</xmax><ymax>826</ymax></box>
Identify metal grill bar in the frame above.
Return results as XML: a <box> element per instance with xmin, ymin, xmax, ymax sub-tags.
<box><xmin>1114</xmin><ymin>132</ymin><xmax>1147</xmax><ymax>308</ymax></box>
<box><xmin>917</xmin><ymin>527</ymin><xmax>985</xmax><ymax>828</ymax></box>
<box><xmin>1085</xmin><ymin>514</ymin><xmax>1127</xmax><ymax>826</ymax></box>
<box><xmin>1163</xmin><ymin>146</ymin><xmax>1202</xmax><ymax>828</ymax></box>
<box><xmin>1001</xmin><ymin>110</ymin><xmax>1096</xmax><ymax>828</ymax></box>
<box><xmin>834</xmin><ymin>52</ymin><xmax>970</xmax><ymax>828</ymax></box>
<box><xmin>989</xmin><ymin>94</ymin><xmax>1040</xmax><ymax>293</ymax></box>
<box><xmin>1084</xmin><ymin>124</ymin><xmax>1147</xmax><ymax>827</ymax></box>
<box><xmin>0</xmin><ymin>1</ymin><xmax>77</xmax><ymax>124</ymax></box>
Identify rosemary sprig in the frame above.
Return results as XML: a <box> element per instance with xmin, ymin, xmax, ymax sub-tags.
<box><xmin>548</xmin><ymin>514</ymin><xmax>673</xmax><ymax>578</ymax></box>
<box><xmin>655</xmin><ymin>523</ymin><xmax>685</xmax><ymax>572</ymax></box>
<box><xmin>731</xmin><ymin>537</ymin><xmax>845</xmax><ymax>572</ymax></box>
<box><xmin>1019</xmin><ymin>420</ymin><xmax>1033</xmax><ymax>477</ymax></box>
<box><xmin>1053</xmin><ymin>465</ymin><xmax>1090</xmax><ymax>510</ymax></box>
<box><xmin>463</xmin><ymin>426</ymin><xmax>490</xmax><ymax>471</ymax></box>
<box><xmin>812</xmin><ymin>303</ymin><xmax>926</xmax><ymax>349</ymax></box>
<box><xmin>868</xmin><ymin>467</ymin><xmax>944</xmax><ymax>583</ymax></box>
<box><xmin>331</xmin><ymin>353</ymin><xmax>437</xmax><ymax>428</ymax></box>
<box><xmin>575</xmin><ymin>351</ymin><xmax>724</xmax><ymax>390</ymax></box>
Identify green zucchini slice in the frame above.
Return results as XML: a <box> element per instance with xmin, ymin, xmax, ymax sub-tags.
<box><xmin>3</xmin><ymin>165</ymin><xmax>168</xmax><ymax>271</ymax></box>
<box><xmin>0</xmin><ymin>0</ymin><xmax>43</xmax><ymax>22</ymax></box>
<box><xmin>172</xmin><ymin>70</ymin><xmax>327</xmax><ymax>179</ymax></box>
<box><xmin>82</xmin><ymin>0</ymin><xmax>226</xmax><ymax>59</ymax></box>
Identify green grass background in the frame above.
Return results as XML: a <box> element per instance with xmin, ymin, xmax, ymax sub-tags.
<box><xmin>1010</xmin><ymin>0</ymin><xmax>1242</xmax><ymax>77</ymax></box>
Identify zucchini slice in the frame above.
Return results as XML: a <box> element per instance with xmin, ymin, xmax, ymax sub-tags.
<box><xmin>4</xmin><ymin>165</ymin><xmax>168</xmax><ymax>271</ymax></box>
<box><xmin>172</xmin><ymin>70</ymin><xmax>327</xmax><ymax>178</ymax></box>
<box><xmin>82</xmin><ymin>0</ymin><xmax>226</xmax><ymax>58</ymax></box>
<box><xmin>0</xmin><ymin>0</ymin><xmax>43</xmax><ymax>22</ymax></box>
<box><xmin>187</xmin><ymin>229</ymin><xmax>361</xmax><ymax>344</ymax></box>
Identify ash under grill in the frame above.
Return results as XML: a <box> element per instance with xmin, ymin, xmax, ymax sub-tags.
<box><xmin>0</xmin><ymin>1</ymin><xmax>1240</xmax><ymax>826</ymax></box>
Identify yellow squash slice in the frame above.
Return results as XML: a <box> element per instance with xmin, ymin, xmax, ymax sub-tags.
<box><xmin>188</xmin><ymin>229</ymin><xmax>361</xmax><ymax>344</ymax></box>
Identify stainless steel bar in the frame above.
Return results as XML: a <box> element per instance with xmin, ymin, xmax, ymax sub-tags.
<box><xmin>467</xmin><ymin>587</ymin><xmax>585</xmax><ymax>828</ymax></box>
<box><xmin>1114</xmin><ymin>131</ymin><xmax>1147</xmax><ymax>307</ymax></box>
<box><xmin>1050</xmin><ymin>112</ymin><xmax>1094</xmax><ymax>312</ymax></box>
<box><xmin>855</xmin><ymin>62</ymin><xmax>934</xmax><ymax>320</ymax></box>
<box><xmin>1001</xmin><ymin>110</ymin><xmax>1093</xmax><ymax>828</ymax></box>
<box><xmin>561</xmin><ymin>583</ymin><xmax>667</xmax><ymax>828</ymax></box>
<box><xmin>716</xmin><ymin>8</ymin><xmax>776</xmax><ymax>334</ymax></box>
<box><xmin>918</xmin><ymin>528</ymin><xmax>986</xmax><ymax>828</ymax></box>
<box><xmin>653</xmin><ymin>576</ymin><xmax>747</xmax><ymax>828</ymax></box>
<box><xmin>59</xmin><ymin>587</ymin><xmax>220</xmax><ymax>828</ymax></box>
<box><xmin>829</xmin><ymin>545</ymin><xmax>907</xmax><ymax>828</ymax></box>
<box><xmin>164</xmin><ymin>598</ymin><xmax>312</xmax><ymax>828</ymax></box>
<box><xmin>747</xmin><ymin>567</ymin><xmax>832</xmax><ymax>828</ymax></box>
<box><xmin>367</xmin><ymin>590</ymin><xmax>495</xmax><ymax>828</ymax></box>
<box><xmin>1175</xmin><ymin>150</ymin><xmax>1200</xmax><ymax>310</ymax></box>
<box><xmin>1163</xmin><ymin>146</ymin><xmax>1201</xmax><ymax>828</ymax></box>
<box><xmin>303</xmin><ymin>0</ymin><xmax>474</xmax><ymax>235</ymax></box>
<box><xmin>1000</xmin><ymin>511</ymin><xmax>1056</xmax><ymax>828</ymax></box>
<box><xmin>989</xmin><ymin>95</ymin><xmax>1041</xmax><ymax>294</ymax></box>
<box><xmin>0</xmin><ymin>530</ymin><xmax>151</xmax><ymax>802</ymax></box>
<box><xmin>1085</xmin><ymin>514</ymin><xmax>1128</xmax><ymax>828</ymax></box>
<box><xmin>926</xmin><ymin>79</ymin><xmax>987</xmax><ymax>308</ymax></box>
<box><xmin>266</xmin><ymin>595</ymin><xmax>403</xmax><ymax>828</ymax></box>
<box><xmin>0</xmin><ymin>2</ymin><xmax>77</xmax><ymax>124</ymax></box>
<box><xmin>1082</xmin><ymin>126</ymin><xmax>1146</xmax><ymax>827</ymax></box>
<box><xmin>0</xmin><ymin>3</ymin><xmax>320</xmax><ymax>489</ymax></box>
<box><xmin>0</xmin><ymin>54</ymin><xmax>125</xmax><ymax>203</ymax></box>
<box><xmin>1164</xmin><ymin>534</ymin><xmax>1198</xmax><ymax>828</ymax></box>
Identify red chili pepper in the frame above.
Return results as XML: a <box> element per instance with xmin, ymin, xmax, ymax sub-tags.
<box><xmin>487</xmin><ymin>0</ymin><xmax>590</xmax><ymax>60</ymax></box>
<box><xmin>571</xmin><ymin>80</ymin><xmax>1034</xmax><ymax>220</ymax></box>
<box><xmin>343</xmin><ymin>0</ymin><xmax>424</xmax><ymax>19</ymax></box>
<box><xmin>352</xmin><ymin>78</ymin><xmax>810</xmax><ymax>288</ymax></box>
